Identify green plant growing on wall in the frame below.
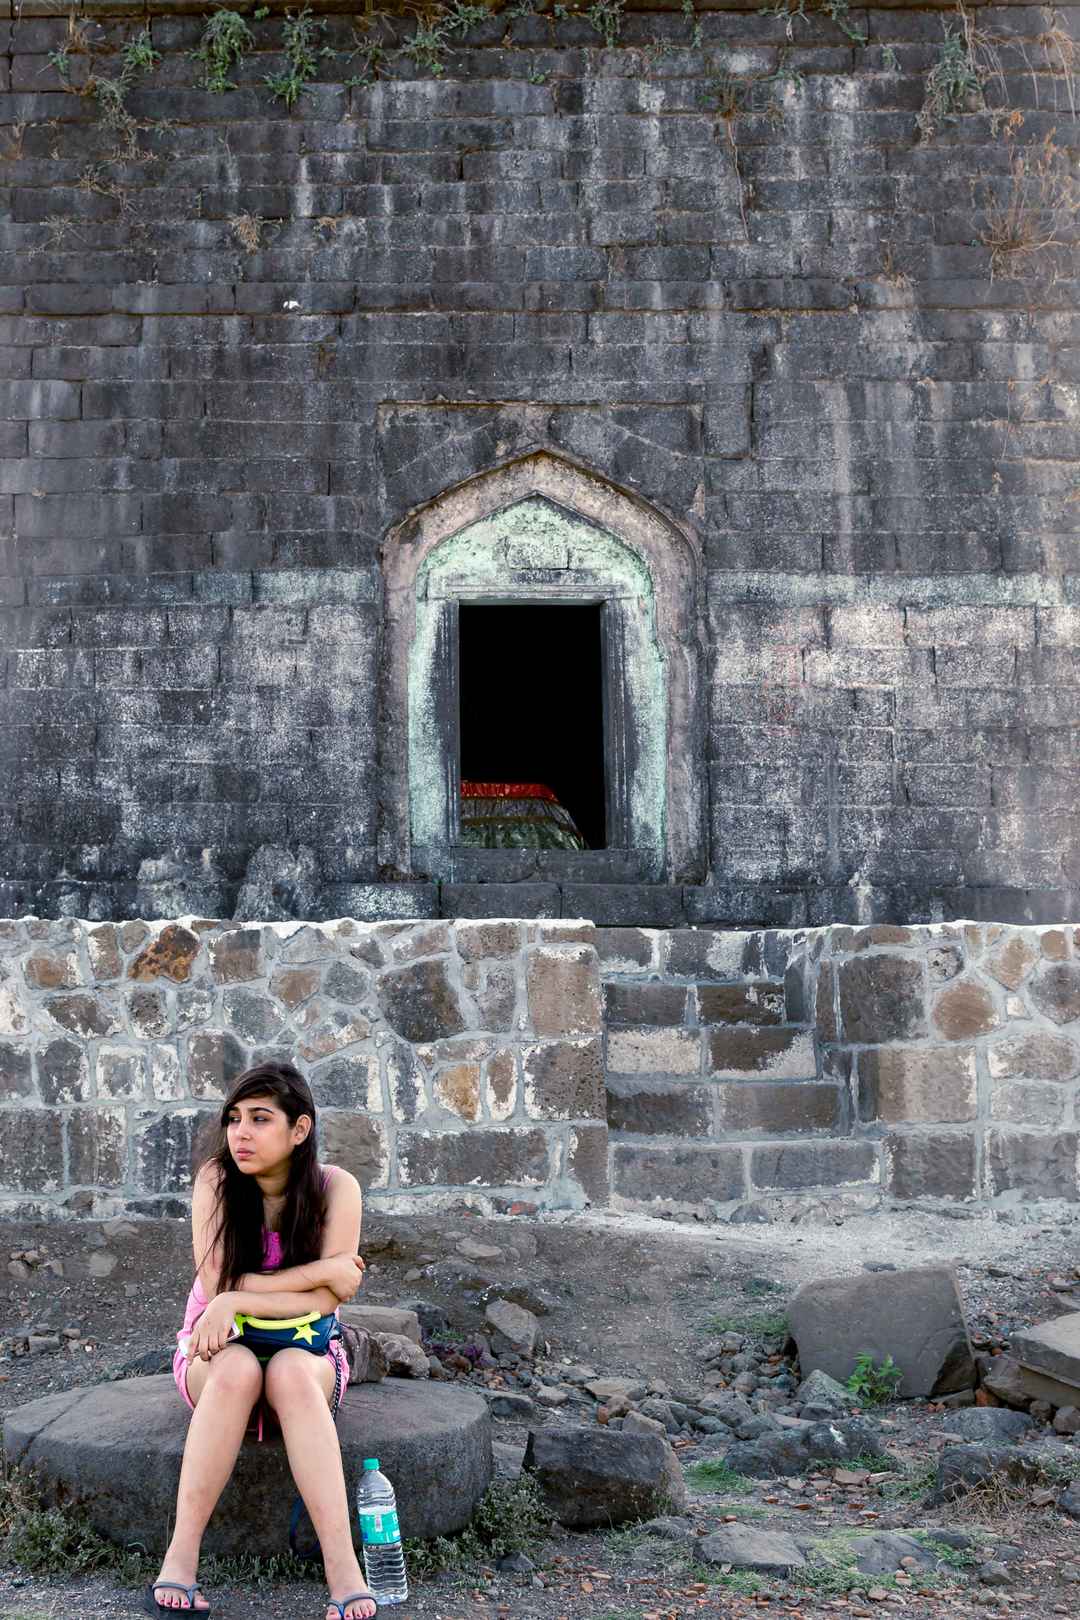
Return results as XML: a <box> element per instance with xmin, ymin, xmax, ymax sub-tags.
<box><xmin>265</xmin><ymin>4</ymin><xmax>331</xmax><ymax>106</ymax></box>
<box><xmin>402</xmin><ymin>2</ymin><xmax>493</xmax><ymax>77</ymax></box>
<box><xmin>121</xmin><ymin>28</ymin><xmax>162</xmax><ymax>76</ymax></box>
<box><xmin>195</xmin><ymin>7</ymin><xmax>269</xmax><ymax>93</ymax></box>
<box><xmin>707</xmin><ymin>57</ymin><xmax>754</xmax><ymax>241</ymax></box>
<box><xmin>763</xmin><ymin>0</ymin><xmax>866</xmax><ymax>47</ymax></box>
<box><xmin>584</xmin><ymin>0</ymin><xmax>625</xmax><ymax>48</ymax></box>
<box><xmin>917</xmin><ymin>18</ymin><xmax>985</xmax><ymax>138</ymax></box>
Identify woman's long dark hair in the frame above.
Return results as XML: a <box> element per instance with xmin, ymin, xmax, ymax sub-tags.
<box><xmin>194</xmin><ymin>1061</ymin><xmax>328</xmax><ymax>1292</ymax></box>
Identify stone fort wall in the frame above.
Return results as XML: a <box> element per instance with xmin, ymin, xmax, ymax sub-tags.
<box><xmin>1</xmin><ymin>1</ymin><xmax>1079</xmax><ymax>928</ymax></box>
<box><xmin>1</xmin><ymin>915</ymin><xmax>1078</xmax><ymax>1217</ymax></box>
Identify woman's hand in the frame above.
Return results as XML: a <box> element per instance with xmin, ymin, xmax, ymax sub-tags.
<box><xmin>186</xmin><ymin>1292</ymin><xmax>239</xmax><ymax>1362</ymax></box>
<box><xmin>321</xmin><ymin>1252</ymin><xmax>366</xmax><ymax>1302</ymax></box>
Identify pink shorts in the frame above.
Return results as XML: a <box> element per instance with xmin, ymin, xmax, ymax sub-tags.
<box><xmin>172</xmin><ymin>1338</ymin><xmax>350</xmax><ymax>1432</ymax></box>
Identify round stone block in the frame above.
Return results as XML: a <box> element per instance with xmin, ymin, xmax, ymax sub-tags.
<box><xmin>3</xmin><ymin>1374</ymin><xmax>493</xmax><ymax>1556</ymax></box>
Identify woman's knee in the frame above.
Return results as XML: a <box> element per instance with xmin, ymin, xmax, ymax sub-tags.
<box><xmin>204</xmin><ymin>1344</ymin><xmax>263</xmax><ymax>1399</ymax></box>
<box><xmin>263</xmin><ymin>1349</ymin><xmax>328</xmax><ymax>1410</ymax></box>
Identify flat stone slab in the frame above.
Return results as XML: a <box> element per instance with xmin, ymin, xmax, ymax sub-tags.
<box><xmin>1011</xmin><ymin>1312</ymin><xmax>1080</xmax><ymax>1391</ymax></box>
<box><xmin>3</xmin><ymin>1374</ymin><xmax>492</xmax><ymax>1557</ymax></box>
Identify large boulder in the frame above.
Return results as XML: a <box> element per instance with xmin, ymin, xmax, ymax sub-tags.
<box><xmin>3</xmin><ymin>1375</ymin><xmax>492</xmax><ymax>1554</ymax></box>
<box><xmin>789</xmin><ymin>1266</ymin><xmax>974</xmax><ymax>1398</ymax></box>
<box><xmin>523</xmin><ymin>1425</ymin><xmax>687</xmax><ymax>1527</ymax></box>
<box><xmin>947</xmin><ymin>1408</ymin><xmax>1034</xmax><ymax>1444</ymax></box>
<box><xmin>724</xmin><ymin>1418</ymin><xmax>890</xmax><ymax>1479</ymax></box>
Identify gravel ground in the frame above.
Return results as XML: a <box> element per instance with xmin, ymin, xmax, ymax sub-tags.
<box><xmin>2</xmin><ymin>1202</ymin><xmax>1080</xmax><ymax>1620</ymax></box>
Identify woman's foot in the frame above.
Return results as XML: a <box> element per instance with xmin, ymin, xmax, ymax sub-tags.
<box><xmin>150</xmin><ymin>1569</ymin><xmax>210</xmax><ymax>1611</ymax></box>
<box><xmin>326</xmin><ymin>1589</ymin><xmax>377</xmax><ymax>1620</ymax></box>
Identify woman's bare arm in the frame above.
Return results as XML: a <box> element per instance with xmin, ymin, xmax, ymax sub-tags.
<box><xmin>232</xmin><ymin>1285</ymin><xmax>340</xmax><ymax>1318</ymax></box>
<box><xmin>191</xmin><ymin>1162</ymin><xmax>226</xmax><ymax>1299</ymax></box>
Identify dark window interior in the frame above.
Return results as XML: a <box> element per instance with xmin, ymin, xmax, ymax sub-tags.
<box><xmin>457</xmin><ymin>603</ymin><xmax>606</xmax><ymax>849</ymax></box>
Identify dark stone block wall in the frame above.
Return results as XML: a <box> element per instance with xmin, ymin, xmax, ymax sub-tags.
<box><xmin>1</xmin><ymin>0</ymin><xmax>1079</xmax><ymax>926</ymax></box>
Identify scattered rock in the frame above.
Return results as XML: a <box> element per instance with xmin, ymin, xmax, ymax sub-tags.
<box><xmin>88</xmin><ymin>1252</ymin><xmax>118</xmax><ymax>1279</ymax></box>
<box><xmin>585</xmin><ymin>1376</ymin><xmax>648</xmax><ymax>1404</ymax></box>
<box><xmin>533</xmin><ymin>1385</ymin><xmax>569</xmax><ymax>1408</ymax></box>
<box><xmin>458</xmin><ymin>1238</ymin><xmax>503</xmax><ymax>1262</ymax></box>
<box><xmin>484</xmin><ymin>1391</ymin><xmax>536</xmax><ymax>1421</ymax></box>
<box><xmin>1053</xmin><ymin>1406</ymin><xmax>1080</xmax><ymax>1435</ymax></box>
<box><xmin>640</xmin><ymin>1515</ymin><xmax>694</xmax><ymax>1541</ymax></box>
<box><xmin>795</xmin><ymin>1369</ymin><xmax>857</xmax><ymax>1412</ymax></box>
<box><xmin>948</xmin><ymin>1408</ymin><xmax>1034</xmax><ymax>1443</ymax></box>
<box><xmin>981</xmin><ymin>1355</ymin><xmax>1032</xmax><ymax>1410</ymax></box>
<box><xmin>696</xmin><ymin>1525</ymin><xmax>807</xmax><ymax>1575</ymax></box>
<box><xmin>724</xmin><ymin>1418</ymin><xmax>890</xmax><ymax>1479</ymax></box>
<box><xmin>371</xmin><ymin>1332</ymin><xmax>429</xmax><ymax>1379</ymax></box>
<box><xmin>929</xmin><ymin>1444</ymin><xmax>1048</xmax><ymax>1504</ymax></box>
<box><xmin>623</xmin><ymin>1411</ymin><xmax>666</xmax><ymax>1439</ymax></box>
<box><xmin>523</xmin><ymin>1425</ymin><xmax>687</xmax><ymax>1527</ymax></box>
<box><xmin>339</xmin><ymin>1305</ymin><xmax>422</xmax><ymax>1345</ymax></box>
<box><xmin>484</xmin><ymin>1299</ymin><xmax>539</xmax><ymax>1358</ymax></box>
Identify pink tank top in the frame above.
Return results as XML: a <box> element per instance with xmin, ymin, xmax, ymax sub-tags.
<box><xmin>176</xmin><ymin>1226</ymin><xmax>285</xmax><ymax>1347</ymax></box>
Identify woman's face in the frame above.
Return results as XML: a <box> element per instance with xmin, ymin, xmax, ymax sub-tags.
<box><xmin>225</xmin><ymin>1093</ymin><xmax>310</xmax><ymax>1175</ymax></box>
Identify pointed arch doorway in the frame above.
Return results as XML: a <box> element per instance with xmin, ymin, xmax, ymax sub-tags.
<box><xmin>378</xmin><ymin>454</ymin><xmax>705</xmax><ymax>887</ymax></box>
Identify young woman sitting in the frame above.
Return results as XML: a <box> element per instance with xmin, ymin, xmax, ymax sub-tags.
<box><xmin>150</xmin><ymin>1060</ymin><xmax>377</xmax><ymax>1620</ymax></box>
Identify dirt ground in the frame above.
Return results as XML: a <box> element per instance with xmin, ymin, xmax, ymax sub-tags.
<box><xmin>2</xmin><ymin>1201</ymin><xmax>1080</xmax><ymax>1620</ymax></box>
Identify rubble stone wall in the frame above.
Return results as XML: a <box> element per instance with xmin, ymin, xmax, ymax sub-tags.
<box><xmin>1</xmin><ymin>915</ymin><xmax>1078</xmax><ymax>1217</ymax></box>
<box><xmin>3</xmin><ymin>2</ymin><xmax>1080</xmax><ymax>928</ymax></box>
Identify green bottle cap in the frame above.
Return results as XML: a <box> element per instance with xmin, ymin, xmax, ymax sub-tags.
<box><xmin>363</xmin><ymin>1457</ymin><xmax>380</xmax><ymax>1470</ymax></box>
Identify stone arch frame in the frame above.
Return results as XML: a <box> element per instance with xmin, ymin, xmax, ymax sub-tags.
<box><xmin>377</xmin><ymin>452</ymin><xmax>706</xmax><ymax>885</ymax></box>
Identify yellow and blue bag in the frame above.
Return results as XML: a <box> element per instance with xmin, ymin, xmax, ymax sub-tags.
<box><xmin>232</xmin><ymin>1309</ymin><xmax>338</xmax><ymax>1359</ymax></box>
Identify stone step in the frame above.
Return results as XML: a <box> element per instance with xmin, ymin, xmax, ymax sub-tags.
<box><xmin>1011</xmin><ymin>1312</ymin><xmax>1080</xmax><ymax>1392</ymax></box>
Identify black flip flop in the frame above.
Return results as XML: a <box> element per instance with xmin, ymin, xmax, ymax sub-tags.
<box><xmin>142</xmin><ymin>1581</ymin><xmax>210</xmax><ymax>1616</ymax></box>
<box><xmin>326</xmin><ymin>1592</ymin><xmax>378</xmax><ymax>1619</ymax></box>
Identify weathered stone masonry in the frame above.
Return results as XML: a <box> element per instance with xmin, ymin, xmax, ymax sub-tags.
<box><xmin>2</xmin><ymin>916</ymin><xmax>1079</xmax><ymax>1215</ymax></box>
<box><xmin>1</xmin><ymin>2</ymin><xmax>1079</xmax><ymax>927</ymax></box>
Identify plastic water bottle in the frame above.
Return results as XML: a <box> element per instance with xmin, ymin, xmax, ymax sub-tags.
<box><xmin>355</xmin><ymin>1457</ymin><xmax>408</xmax><ymax>1606</ymax></box>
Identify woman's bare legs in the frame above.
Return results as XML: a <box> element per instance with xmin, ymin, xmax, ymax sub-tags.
<box><xmin>263</xmin><ymin>1349</ymin><xmax>375</xmax><ymax>1620</ymax></box>
<box><xmin>152</xmin><ymin>1345</ymin><xmax>264</xmax><ymax>1610</ymax></box>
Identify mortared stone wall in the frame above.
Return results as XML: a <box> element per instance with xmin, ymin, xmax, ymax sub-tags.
<box><xmin>1</xmin><ymin>914</ymin><xmax>1079</xmax><ymax>1217</ymax></box>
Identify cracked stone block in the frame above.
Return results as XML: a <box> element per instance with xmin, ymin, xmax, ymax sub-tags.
<box><xmin>208</xmin><ymin>929</ymin><xmax>264</xmax><ymax>985</ymax></box>
<box><xmin>859</xmin><ymin>1046</ymin><xmax>977</xmax><ymax>1124</ymax></box>
<box><xmin>96</xmin><ymin>1044</ymin><xmax>149</xmax><ymax>1102</ymax></box>
<box><xmin>434</xmin><ymin>1062</ymin><xmax>481</xmax><ymax>1121</ymax></box>
<box><xmin>884</xmin><ymin>1131</ymin><xmax>977</xmax><ymax>1200</ymax></box>
<box><xmin>128</xmin><ymin>926</ymin><xmax>201</xmax><ymax>984</ymax></box>
<box><xmin>135</xmin><ymin>1108</ymin><xmax>213</xmax><ymax>1193</ymax></box>
<box><xmin>68</xmin><ymin>1106</ymin><xmax>126</xmax><ymax>1188</ymax></box>
<box><xmin>398</xmin><ymin>1128</ymin><xmax>549</xmax><ymax>1188</ymax></box>
<box><xmin>837</xmin><ymin>956</ymin><xmax>926</xmax><ymax>1043</ymax></box>
<box><xmin>608</xmin><ymin>1026</ymin><xmax>701</xmax><ymax>1075</ymax></box>
<box><xmin>987</xmin><ymin>1129</ymin><xmax>1080</xmax><ymax>1200</ymax></box>
<box><xmin>24</xmin><ymin>949</ymin><xmax>81</xmax><ymax>991</ymax></box>
<box><xmin>606</xmin><ymin>1075</ymin><xmax>713</xmax><ymax>1136</ymax></box>
<box><xmin>526</xmin><ymin>947</ymin><xmax>602</xmax><ymax>1037</ymax></box>
<box><xmin>523</xmin><ymin>1037</ymin><xmax>605</xmax><ymax>1120</ymax></box>
<box><xmin>310</xmin><ymin>1055</ymin><xmax>380</xmax><ymax>1111</ymax></box>
<box><xmin>188</xmin><ymin>1031</ymin><xmax>247</xmax><ymax>1100</ymax></box>
<box><xmin>0</xmin><ymin>1043</ymin><xmax>33</xmax><ymax>1101</ymax></box>
<box><xmin>1029</xmin><ymin>963</ymin><xmax>1080</xmax><ymax>1026</ymax></box>
<box><xmin>45</xmin><ymin>994</ymin><xmax>122</xmax><ymax>1038</ymax></box>
<box><xmin>378</xmin><ymin>958</ymin><xmax>466</xmax><ymax>1044</ymax></box>
<box><xmin>320</xmin><ymin>1110</ymin><xmax>388</xmax><ymax>1189</ymax></box>
<box><xmin>750</xmin><ymin>1140</ymin><xmax>878</xmax><ymax>1193</ymax></box>
<box><xmin>932</xmin><ymin>978</ymin><xmax>1002</xmax><ymax>1040</ymax></box>
<box><xmin>87</xmin><ymin>925</ymin><xmax>122</xmax><ymax>983</ymax></box>
<box><xmin>708</xmin><ymin>1027</ymin><xmax>815</xmax><ymax>1080</ymax></box>
<box><xmin>37</xmin><ymin>1038</ymin><xmax>89</xmax><ymax>1105</ymax></box>
<box><xmin>476</xmin><ymin>1047</ymin><xmax>514</xmax><ymax>1121</ymax></box>
<box><xmin>567</xmin><ymin>1123</ymin><xmax>610</xmax><ymax>1205</ymax></box>
<box><xmin>0</xmin><ymin>1110</ymin><xmax>63</xmax><ymax>1193</ymax></box>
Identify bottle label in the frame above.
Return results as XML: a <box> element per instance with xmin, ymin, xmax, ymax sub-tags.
<box><xmin>358</xmin><ymin>1506</ymin><xmax>400</xmax><ymax>1546</ymax></box>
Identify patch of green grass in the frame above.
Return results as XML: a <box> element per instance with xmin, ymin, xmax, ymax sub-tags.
<box><xmin>704</xmin><ymin>1309</ymin><xmax>789</xmax><ymax>1338</ymax></box>
<box><xmin>700</xmin><ymin>1568</ymin><xmax>771</xmax><ymax>1595</ymax></box>
<box><xmin>880</xmin><ymin>1460</ymin><xmax>938</xmax><ymax>1502</ymax></box>
<box><xmin>685</xmin><ymin>1459</ymin><xmax>754</xmax><ymax>1494</ymax></box>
